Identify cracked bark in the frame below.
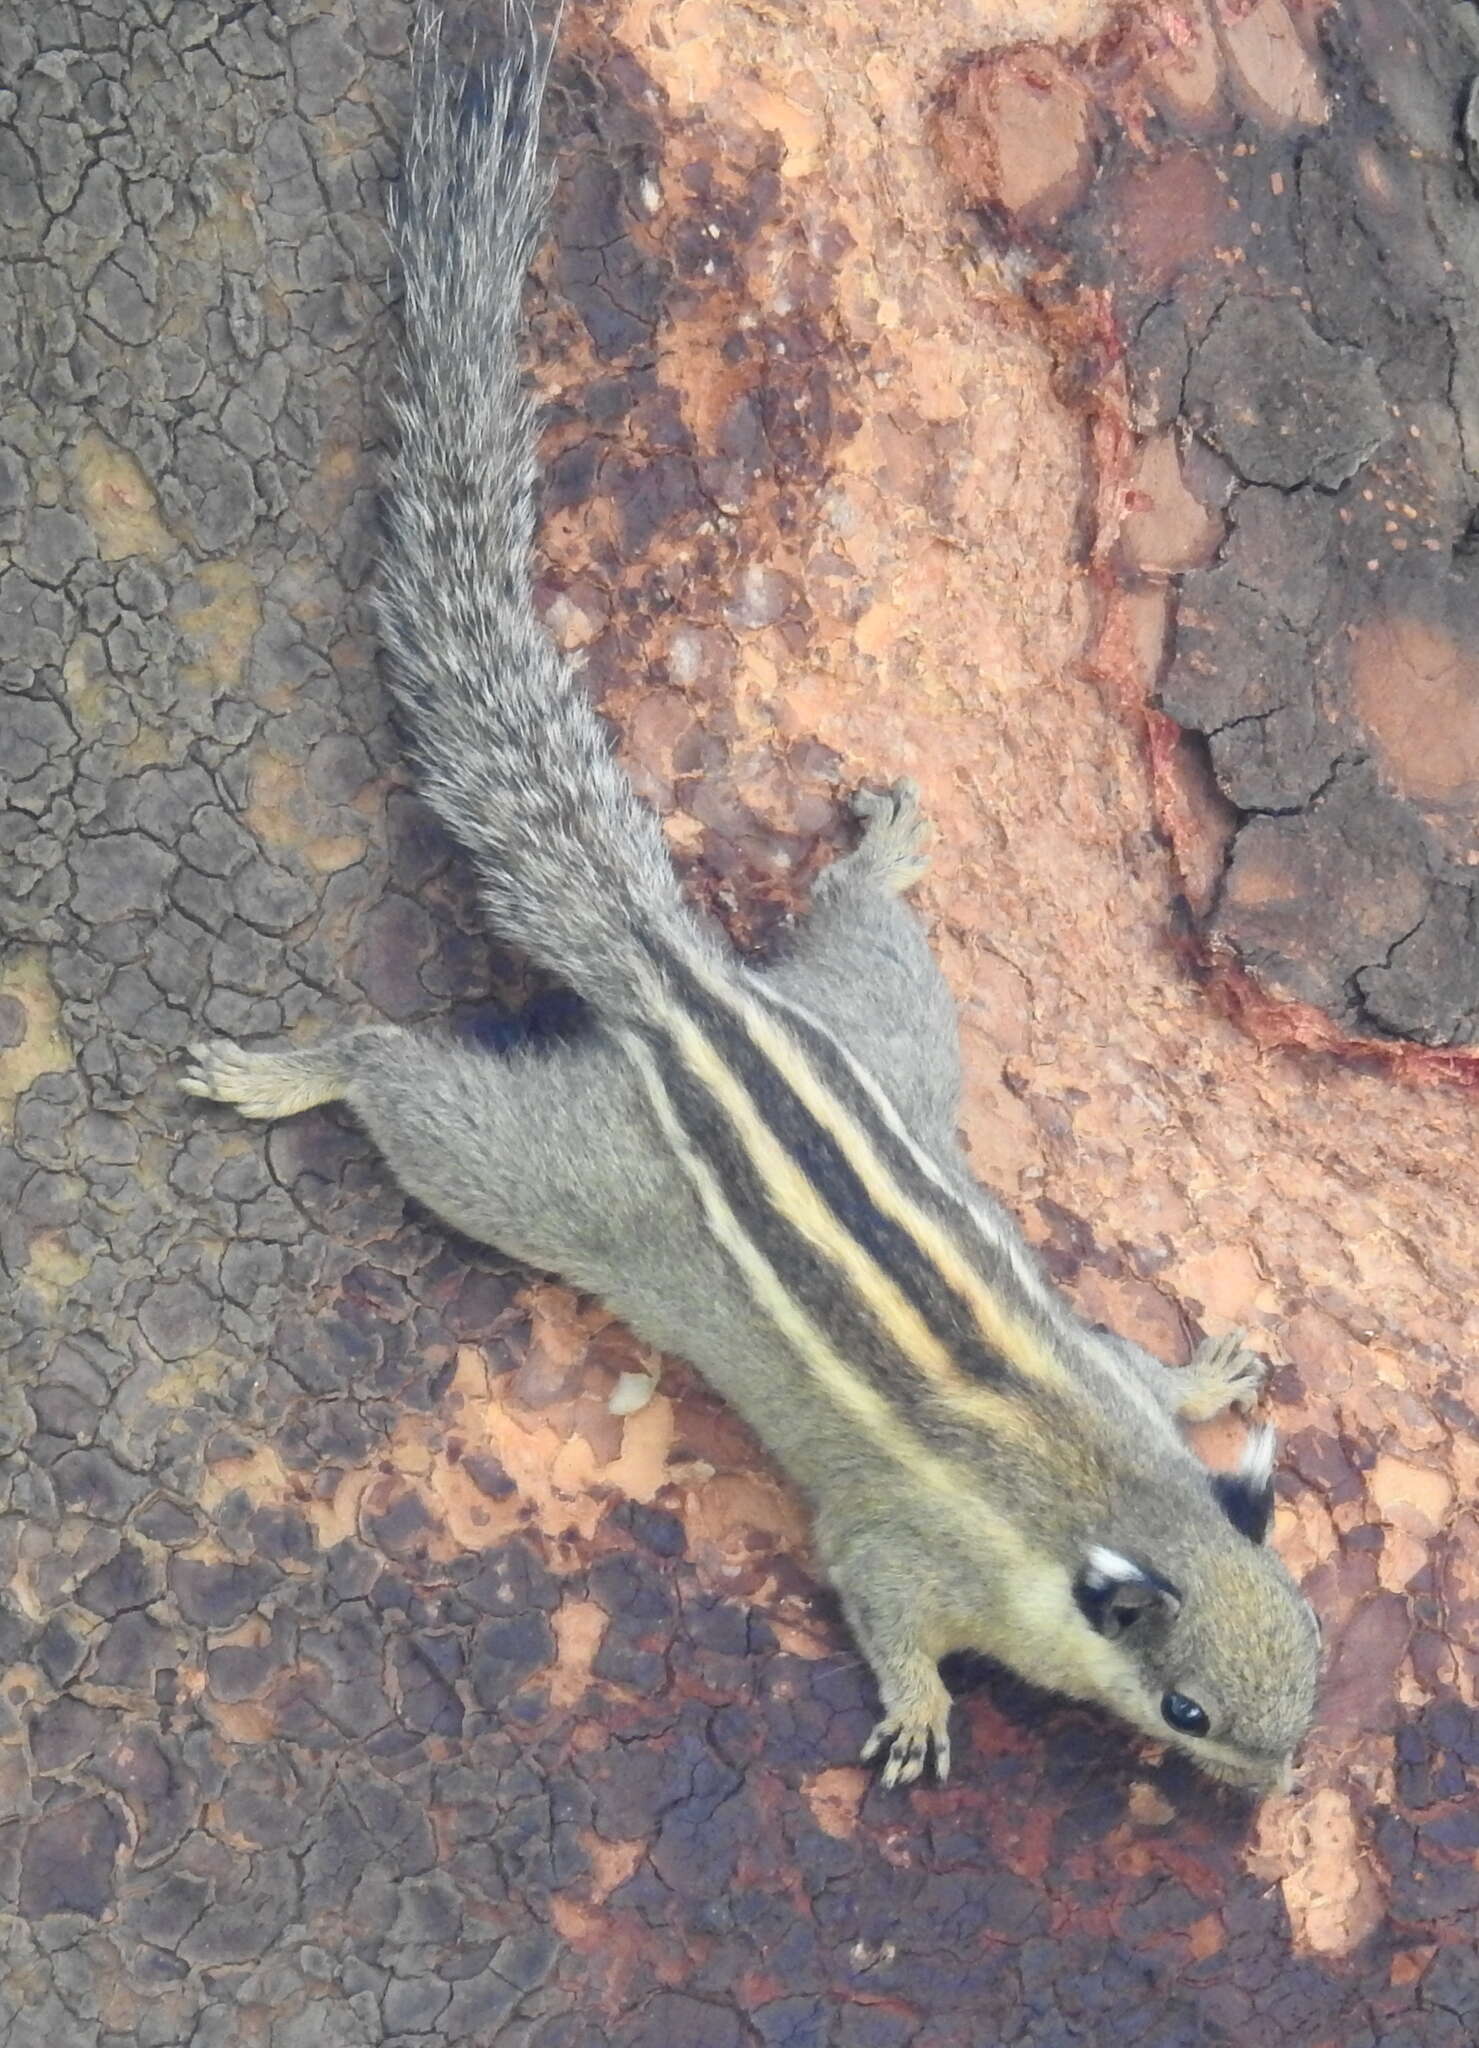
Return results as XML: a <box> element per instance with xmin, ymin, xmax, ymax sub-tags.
<box><xmin>975</xmin><ymin>0</ymin><xmax>1479</xmax><ymax>1062</ymax></box>
<box><xmin>2</xmin><ymin>2</ymin><xmax>1478</xmax><ymax>2046</ymax></box>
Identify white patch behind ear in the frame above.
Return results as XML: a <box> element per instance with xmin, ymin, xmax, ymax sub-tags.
<box><xmin>1074</xmin><ymin>1545</ymin><xmax>1182</xmax><ymax>1640</ymax></box>
<box><xmin>1083</xmin><ymin>1546</ymin><xmax>1143</xmax><ymax>1586</ymax></box>
<box><xmin>1239</xmin><ymin>1424</ymin><xmax>1276</xmax><ymax>1491</ymax></box>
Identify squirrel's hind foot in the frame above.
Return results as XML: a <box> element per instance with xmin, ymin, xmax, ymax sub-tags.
<box><xmin>181</xmin><ymin>1037</ymin><xmax>348</xmax><ymax>1121</ymax></box>
<box><xmin>839</xmin><ymin>779</ymin><xmax>930</xmax><ymax>895</ymax></box>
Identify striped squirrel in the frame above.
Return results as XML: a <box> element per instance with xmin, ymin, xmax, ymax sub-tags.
<box><xmin>182</xmin><ymin>11</ymin><xmax>1320</xmax><ymax>1794</ymax></box>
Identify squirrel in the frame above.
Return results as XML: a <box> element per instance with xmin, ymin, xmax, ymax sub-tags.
<box><xmin>182</xmin><ymin>10</ymin><xmax>1320</xmax><ymax>1794</ymax></box>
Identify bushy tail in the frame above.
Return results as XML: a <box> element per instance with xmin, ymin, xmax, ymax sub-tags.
<box><xmin>379</xmin><ymin>10</ymin><xmax>693</xmax><ymax>1010</ymax></box>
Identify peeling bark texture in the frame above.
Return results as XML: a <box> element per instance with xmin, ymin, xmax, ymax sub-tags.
<box><xmin>946</xmin><ymin>0</ymin><xmax>1479</xmax><ymax>1061</ymax></box>
<box><xmin>2</xmin><ymin>3</ymin><xmax>1478</xmax><ymax>2046</ymax></box>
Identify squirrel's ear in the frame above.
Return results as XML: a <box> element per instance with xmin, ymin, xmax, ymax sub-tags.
<box><xmin>1211</xmin><ymin>1425</ymin><xmax>1276</xmax><ymax>1545</ymax></box>
<box><xmin>1073</xmin><ymin>1547</ymin><xmax>1182</xmax><ymax>1639</ymax></box>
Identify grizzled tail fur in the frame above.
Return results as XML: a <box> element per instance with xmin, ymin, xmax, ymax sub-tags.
<box><xmin>378</xmin><ymin>8</ymin><xmax>697</xmax><ymax>1011</ymax></box>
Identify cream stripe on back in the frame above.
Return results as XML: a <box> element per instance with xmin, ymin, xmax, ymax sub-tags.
<box><xmin>759</xmin><ymin>980</ymin><xmax>1060</xmax><ymax>1307</ymax></box>
<box><xmin>655</xmin><ymin>999</ymin><xmax>1054</xmax><ymax>1453</ymax></box>
<box><xmin>755</xmin><ymin>979</ymin><xmax>1177</xmax><ymax>1435</ymax></box>
<box><xmin>680</xmin><ymin>955</ymin><xmax>1073</xmax><ymax>1398</ymax></box>
<box><xmin>622</xmin><ymin>1025</ymin><xmax>1141</xmax><ymax>1713</ymax></box>
<box><xmin>620</xmin><ymin>1029</ymin><xmax>1036</xmax><ymax>1513</ymax></box>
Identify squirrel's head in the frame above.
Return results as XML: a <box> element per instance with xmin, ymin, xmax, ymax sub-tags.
<box><xmin>1071</xmin><ymin>1428</ymin><xmax>1321</xmax><ymax>1792</ymax></box>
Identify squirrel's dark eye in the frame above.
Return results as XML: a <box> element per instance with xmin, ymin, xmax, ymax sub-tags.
<box><xmin>1161</xmin><ymin>1691</ymin><xmax>1210</xmax><ymax>1737</ymax></box>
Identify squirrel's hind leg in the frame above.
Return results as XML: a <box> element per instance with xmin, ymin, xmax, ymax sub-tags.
<box><xmin>759</xmin><ymin>780</ymin><xmax>962</xmax><ymax>1151</ymax></box>
<box><xmin>182</xmin><ymin>1020</ymin><xmax>664</xmax><ymax>1288</ymax></box>
<box><xmin>831</xmin><ymin>779</ymin><xmax>931</xmax><ymax>895</ymax></box>
<box><xmin>182</xmin><ymin>1030</ymin><xmax>390</xmax><ymax>1120</ymax></box>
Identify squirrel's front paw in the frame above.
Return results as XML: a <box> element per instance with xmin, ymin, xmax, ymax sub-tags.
<box><xmin>1180</xmin><ymin>1329</ymin><xmax>1269</xmax><ymax>1421</ymax></box>
<box><xmin>860</xmin><ymin>1693</ymin><xmax>952</xmax><ymax>1788</ymax></box>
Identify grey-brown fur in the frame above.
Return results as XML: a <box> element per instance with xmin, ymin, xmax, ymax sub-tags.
<box><xmin>183</xmin><ymin>10</ymin><xmax>1320</xmax><ymax>1794</ymax></box>
<box><xmin>377</xmin><ymin>12</ymin><xmax>702</xmax><ymax>1012</ymax></box>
